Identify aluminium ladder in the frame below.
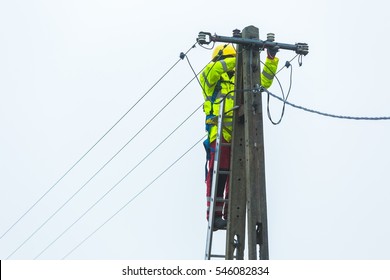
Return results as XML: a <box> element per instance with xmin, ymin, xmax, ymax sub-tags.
<box><xmin>204</xmin><ymin>98</ymin><xmax>232</xmax><ymax>260</ymax></box>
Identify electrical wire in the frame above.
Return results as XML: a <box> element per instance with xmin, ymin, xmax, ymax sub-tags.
<box><xmin>265</xmin><ymin>61</ymin><xmax>293</xmax><ymax>125</ymax></box>
<box><xmin>185</xmin><ymin>55</ymin><xmax>205</xmax><ymax>90</ymax></box>
<box><xmin>0</xmin><ymin>42</ymin><xmax>198</xmax><ymax>242</ymax></box>
<box><xmin>34</xmin><ymin>103</ymin><xmax>203</xmax><ymax>259</ymax></box>
<box><xmin>61</xmin><ymin>134</ymin><xmax>206</xmax><ymax>260</ymax></box>
<box><xmin>262</xmin><ymin>87</ymin><xmax>390</xmax><ymax>120</ymax></box>
<box><xmin>276</xmin><ymin>54</ymin><xmax>299</xmax><ymax>74</ymax></box>
<box><xmin>6</xmin><ymin>60</ymin><xmax>200</xmax><ymax>260</ymax></box>
<box><xmin>259</xmin><ymin>47</ymin><xmax>390</xmax><ymax>122</ymax></box>
<box><xmin>261</xmin><ymin>53</ymin><xmax>299</xmax><ymax>125</ymax></box>
<box><xmin>31</xmin><ymin>50</ymin><xmax>212</xmax><ymax>258</ymax></box>
<box><xmin>260</xmin><ymin>53</ymin><xmax>390</xmax><ymax>121</ymax></box>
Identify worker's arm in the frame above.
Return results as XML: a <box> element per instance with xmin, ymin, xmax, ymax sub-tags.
<box><xmin>261</xmin><ymin>56</ymin><xmax>279</xmax><ymax>89</ymax></box>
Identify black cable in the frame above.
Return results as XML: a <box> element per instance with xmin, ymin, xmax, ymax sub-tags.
<box><xmin>6</xmin><ymin>64</ymin><xmax>200</xmax><ymax>259</ymax></box>
<box><xmin>261</xmin><ymin>53</ymin><xmax>299</xmax><ymax>125</ymax></box>
<box><xmin>34</xmin><ymin>103</ymin><xmax>203</xmax><ymax>259</ymax></box>
<box><xmin>61</xmin><ymin>134</ymin><xmax>206</xmax><ymax>260</ymax></box>
<box><xmin>266</xmin><ymin>61</ymin><xmax>293</xmax><ymax>125</ymax></box>
<box><xmin>276</xmin><ymin>54</ymin><xmax>299</xmax><ymax>74</ymax></box>
<box><xmin>185</xmin><ymin>55</ymin><xmax>206</xmax><ymax>91</ymax></box>
<box><xmin>0</xmin><ymin>43</ymin><xmax>197</xmax><ymax>242</ymax></box>
<box><xmin>262</xmin><ymin>87</ymin><xmax>390</xmax><ymax>121</ymax></box>
<box><xmin>261</xmin><ymin>54</ymin><xmax>390</xmax><ymax>121</ymax></box>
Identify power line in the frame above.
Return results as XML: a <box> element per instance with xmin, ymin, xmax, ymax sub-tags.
<box><xmin>0</xmin><ymin>43</ymin><xmax>197</xmax><ymax>242</ymax></box>
<box><xmin>34</xmin><ymin>103</ymin><xmax>203</xmax><ymax>259</ymax></box>
<box><xmin>61</xmin><ymin>134</ymin><xmax>206</xmax><ymax>260</ymax></box>
<box><xmin>5</xmin><ymin>68</ymin><xmax>200</xmax><ymax>259</ymax></box>
<box><xmin>260</xmin><ymin>53</ymin><xmax>390</xmax><ymax>122</ymax></box>
<box><xmin>262</xmin><ymin>87</ymin><xmax>390</xmax><ymax>121</ymax></box>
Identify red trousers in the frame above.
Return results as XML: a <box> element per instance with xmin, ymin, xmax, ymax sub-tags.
<box><xmin>206</xmin><ymin>138</ymin><xmax>231</xmax><ymax>220</ymax></box>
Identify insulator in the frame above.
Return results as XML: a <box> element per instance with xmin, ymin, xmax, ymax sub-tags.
<box><xmin>197</xmin><ymin>32</ymin><xmax>213</xmax><ymax>45</ymax></box>
<box><xmin>232</xmin><ymin>29</ymin><xmax>241</xmax><ymax>38</ymax></box>
<box><xmin>197</xmin><ymin>32</ymin><xmax>208</xmax><ymax>45</ymax></box>
<box><xmin>267</xmin><ymin>33</ymin><xmax>275</xmax><ymax>42</ymax></box>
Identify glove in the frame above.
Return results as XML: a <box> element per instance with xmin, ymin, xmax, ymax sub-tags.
<box><xmin>267</xmin><ymin>45</ymin><xmax>279</xmax><ymax>59</ymax></box>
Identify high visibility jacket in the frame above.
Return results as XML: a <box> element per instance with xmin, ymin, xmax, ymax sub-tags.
<box><xmin>200</xmin><ymin>56</ymin><xmax>279</xmax><ymax>143</ymax></box>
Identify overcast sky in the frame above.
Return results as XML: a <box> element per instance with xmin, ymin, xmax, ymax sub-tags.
<box><xmin>1</xmin><ymin>0</ymin><xmax>390</xmax><ymax>260</ymax></box>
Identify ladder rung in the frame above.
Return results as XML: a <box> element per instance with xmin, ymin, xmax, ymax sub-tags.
<box><xmin>218</xmin><ymin>170</ymin><xmax>230</xmax><ymax>175</ymax></box>
<box><xmin>215</xmin><ymin>198</ymin><xmax>228</xmax><ymax>203</ymax></box>
<box><xmin>210</xmin><ymin>254</ymin><xmax>226</xmax><ymax>258</ymax></box>
<box><xmin>220</xmin><ymin>142</ymin><xmax>231</xmax><ymax>147</ymax></box>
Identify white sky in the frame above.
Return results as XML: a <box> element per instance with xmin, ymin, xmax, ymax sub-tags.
<box><xmin>1</xmin><ymin>0</ymin><xmax>390</xmax><ymax>260</ymax></box>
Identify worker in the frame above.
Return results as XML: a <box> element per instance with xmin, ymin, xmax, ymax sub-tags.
<box><xmin>200</xmin><ymin>43</ymin><xmax>279</xmax><ymax>230</ymax></box>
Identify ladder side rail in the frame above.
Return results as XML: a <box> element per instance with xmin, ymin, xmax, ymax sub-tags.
<box><xmin>205</xmin><ymin>98</ymin><xmax>226</xmax><ymax>260</ymax></box>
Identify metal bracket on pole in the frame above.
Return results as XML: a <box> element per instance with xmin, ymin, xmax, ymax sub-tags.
<box><xmin>198</xmin><ymin>31</ymin><xmax>309</xmax><ymax>56</ymax></box>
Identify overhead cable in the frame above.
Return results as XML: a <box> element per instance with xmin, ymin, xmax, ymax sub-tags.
<box><xmin>61</xmin><ymin>135</ymin><xmax>206</xmax><ymax>259</ymax></box>
<box><xmin>262</xmin><ymin>87</ymin><xmax>390</xmax><ymax>121</ymax></box>
<box><xmin>34</xmin><ymin>103</ymin><xmax>203</xmax><ymax>259</ymax></box>
<box><xmin>0</xmin><ymin>42</ymin><xmax>198</xmax><ymax>242</ymax></box>
<box><xmin>6</xmin><ymin>48</ymin><xmax>200</xmax><ymax>260</ymax></box>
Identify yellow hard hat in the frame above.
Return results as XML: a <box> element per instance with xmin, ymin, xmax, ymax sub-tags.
<box><xmin>212</xmin><ymin>44</ymin><xmax>236</xmax><ymax>61</ymax></box>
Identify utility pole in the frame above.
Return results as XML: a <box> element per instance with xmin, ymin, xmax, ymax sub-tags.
<box><xmin>227</xmin><ymin>25</ymin><xmax>269</xmax><ymax>260</ymax></box>
<box><xmin>198</xmin><ymin>26</ymin><xmax>308</xmax><ymax>260</ymax></box>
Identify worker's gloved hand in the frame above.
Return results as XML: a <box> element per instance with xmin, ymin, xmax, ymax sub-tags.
<box><xmin>267</xmin><ymin>46</ymin><xmax>279</xmax><ymax>59</ymax></box>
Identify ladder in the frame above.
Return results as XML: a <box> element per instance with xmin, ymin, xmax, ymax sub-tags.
<box><xmin>204</xmin><ymin>98</ymin><xmax>231</xmax><ymax>260</ymax></box>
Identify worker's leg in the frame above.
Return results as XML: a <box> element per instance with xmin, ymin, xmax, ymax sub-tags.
<box><xmin>218</xmin><ymin>138</ymin><xmax>231</xmax><ymax>220</ymax></box>
<box><xmin>206</xmin><ymin>138</ymin><xmax>231</xmax><ymax>221</ymax></box>
<box><xmin>206</xmin><ymin>150</ymin><xmax>223</xmax><ymax>220</ymax></box>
